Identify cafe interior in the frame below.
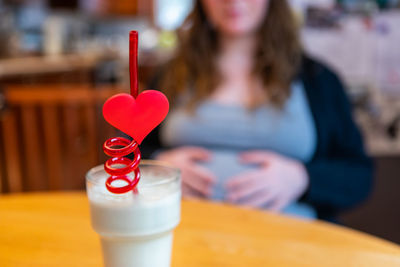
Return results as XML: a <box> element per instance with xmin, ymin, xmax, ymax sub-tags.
<box><xmin>1</xmin><ymin>0</ymin><xmax>400</xmax><ymax>266</ymax></box>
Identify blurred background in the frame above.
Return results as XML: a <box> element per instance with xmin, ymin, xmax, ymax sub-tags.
<box><xmin>0</xmin><ymin>0</ymin><xmax>399</xmax><ymax>243</ymax></box>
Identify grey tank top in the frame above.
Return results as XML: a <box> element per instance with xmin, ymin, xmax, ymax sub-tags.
<box><xmin>160</xmin><ymin>82</ymin><xmax>317</xmax><ymax>218</ymax></box>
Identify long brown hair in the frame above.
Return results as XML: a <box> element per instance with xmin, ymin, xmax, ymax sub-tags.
<box><xmin>161</xmin><ymin>0</ymin><xmax>302</xmax><ymax>109</ymax></box>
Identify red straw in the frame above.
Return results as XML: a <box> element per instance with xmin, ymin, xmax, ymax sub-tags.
<box><xmin>102</xmin><ymin>31</ymin><xmax>142</xmax><ymax>194</ymax></box>
<box><xmin>129</xmin><ymin>31</ymin><xmax>139</xmax><ymax>98</ymax></box>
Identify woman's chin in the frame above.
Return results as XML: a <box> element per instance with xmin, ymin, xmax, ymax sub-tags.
<box><xmin>219</xmin><ymin>26</ymin><xmax>255</xmax><ymax>38</ymax></box>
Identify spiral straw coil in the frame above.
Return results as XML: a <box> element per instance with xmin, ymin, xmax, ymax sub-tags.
<box><xmin>103</xmin><ymin>137</ymin><xmax>141</xmax><ymax>194</ymax></box>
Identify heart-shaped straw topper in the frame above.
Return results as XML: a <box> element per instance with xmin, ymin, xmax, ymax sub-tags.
<box><xmin>103</xmin><ymin>90</ymin><xmax>169</xmax><ymax>144</ymax></box>
<box><xmin>102</xmin><ymin>31</ymin><xmax>169</xmax><ymax>194</ymax></box>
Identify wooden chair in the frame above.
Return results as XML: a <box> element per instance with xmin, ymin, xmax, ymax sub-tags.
<box><xmin>0</xmin><ymin>85</ymin><xmax>124</xmax><ymax>193</ymax></box>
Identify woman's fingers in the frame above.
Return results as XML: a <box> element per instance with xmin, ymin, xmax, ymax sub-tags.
<box><xmin>239</xmin><ymin>151</ymin><xmax>277</xmax><ymax>165</ymax></box>
<box><xmin>155</xmin><ymin>146</ymin><xmax>213</xmax><ymax>163</ymax></box>
<box><xmin>182</xmin><ymin>163</ymin><xmax>216</xmax><ymax>197</ymax></box>
<box><xmin>155</xmin><ymin>146</ymin><xmax>216</xmax><ymax>197</ymax></box>
<box><xmin>182</xmin><ymin>172</ymin><xmax>211</xmax><ymax>197</ymax></box>
<box><xmin>267</xmin><ymin>197</ymin><xmax>289</xmax><ymax>212</ymax></box>
<box><xmin>182</xmin><ymin>184</ymin><xmax>204</xmax><ymax>199</ymax></box>
<box><xmin>239</xmin><ymin>190</ymin><xmax>278</xmax><ymax>208</ymax></box>
<box><xmin>184</xmin><ymin>146</ymin><xmax>213</xmax><ymax>161</ymax></box>
<box><xmin>190</xmin><ymin>163</ymin><xmax>217</xmax><ymax>184</ymax></box>
<box><xmin>225</xmin><ymin>172</ymin><xmax>270</xmax><ymax>202</ymax></box>
<box><xmin>225</xmin><ymin>171</ymin><xmax>259</xmax><ymax>189</ymax></box>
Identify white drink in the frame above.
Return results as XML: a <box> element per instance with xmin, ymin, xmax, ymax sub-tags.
<box><xmin>86</xmin><ymin>161</ymin><xmax>181</xmax><ymax>267</ymax></box>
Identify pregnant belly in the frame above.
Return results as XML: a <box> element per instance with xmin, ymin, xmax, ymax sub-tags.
<box><xmin>197</xmin><ymin>149</ymin><xmax>317</xmax><ymax>219</ymax></box>
<box><xmin>197</xmin><ymin>149</ymin><xmax>256</xmax><ymax>201</ymax></box>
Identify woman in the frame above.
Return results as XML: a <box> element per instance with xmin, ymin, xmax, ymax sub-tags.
<box><xmin>141</xmin><ymin>0</ymin><xmax>373</xmax><ymax>220</ymax></box>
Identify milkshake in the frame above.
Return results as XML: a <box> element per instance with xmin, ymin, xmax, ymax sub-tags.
<box><xmin>86</xmin><ymin>161</ymin><xmax>181</xmax><ymax>267</ymax></box>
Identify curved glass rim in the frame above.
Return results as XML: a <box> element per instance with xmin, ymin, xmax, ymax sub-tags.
<box><xmin>86</xmin><ymin>160</ymin><xmax>181</xmax><ymax>188</ymax></box>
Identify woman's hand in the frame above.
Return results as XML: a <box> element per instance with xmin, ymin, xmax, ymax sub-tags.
<box><xmin>225</xmin><ymin>151</ymin><xmax>309</xmax><ymax>211</ymax></box>
<box><xmin>155</xmin><ymin>146</ymin><xmax>216</xmax><ymax>199</ymax></box>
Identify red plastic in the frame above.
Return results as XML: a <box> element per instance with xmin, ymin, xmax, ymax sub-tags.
<box><xmin>102</xmin><ymin>31</ymin><xmax>140</xmax><ymax>194</ymax></box>
<box><xmin>102</xmin><ymin>91</ymin><xmax>169</xmax><ymax>144</ymax></box>
<box><xmin>103</xmin><ymin>137</ymin><xmax>140</xmax><ymax>176</ymax></box>
<box><xmin>103</xmin><ymin>137</ymin><xmax>141</xmax><ymax>194</ymax></box>
<box><xmin>129</xmin><ymin>31</ymin><xmax>139</xmax><ymax>98</ymax></box>
<box><xmin>102</xmin><ymin>30</ymin><xmax>169</xmax><ymax>194</ymax></box>
<box><xmin>105</xmin><ymin>173</ymin><xmax>140</xmax><ymax>194</ymax></box>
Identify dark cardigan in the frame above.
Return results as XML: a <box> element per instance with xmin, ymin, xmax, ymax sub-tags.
<box><xmin>140</xmin><ymin>56</ymin><xmax>374</xmax><ymax>220</ymax></box>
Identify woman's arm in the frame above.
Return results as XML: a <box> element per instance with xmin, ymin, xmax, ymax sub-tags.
<box><xmin>302</xmin><ymin>65</ymin><xmax>373</xmax><ymax>217</ymax></box>
<box><xmin>305</xmin><ymin>158</ymin><xmax>373</xmax><ymax>214</ymax></box>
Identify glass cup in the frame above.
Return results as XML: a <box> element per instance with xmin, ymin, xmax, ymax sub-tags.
<box><xmin>86</xmin><ymin>160</ymin><xmax>181</xmax><ymax>267</ymax></box>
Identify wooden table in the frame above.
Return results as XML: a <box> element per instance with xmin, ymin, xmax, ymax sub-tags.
<box><xmin>1</xmin><ymin>192</ymin><xmax>400</xmax><ymax>266</ymax></box>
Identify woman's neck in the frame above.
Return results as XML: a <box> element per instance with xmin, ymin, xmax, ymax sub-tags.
<box><xmin>211</xmin><ymin>34</ymin><xmax>266</xmax><ymax>106</ymax></box>
<box><xmin>218</xmin><ymin>34</ymin><xmax>256</xmax><ymax>76</ymax></box>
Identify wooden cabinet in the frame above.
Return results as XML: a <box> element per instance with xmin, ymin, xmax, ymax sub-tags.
<box><xmin>0</xmin><ymin>85</ymin><xmax>122</xmax><ymax>193</ymax></box>
<box><xmin>86</xmin><ymin>0</ymin><xmax>154</xmax><ymax>18</ymax></box>
<box><xmin>102</xmin><ymin>0</ymin><xmax>138</xmax><ymax>15</ymax></box>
